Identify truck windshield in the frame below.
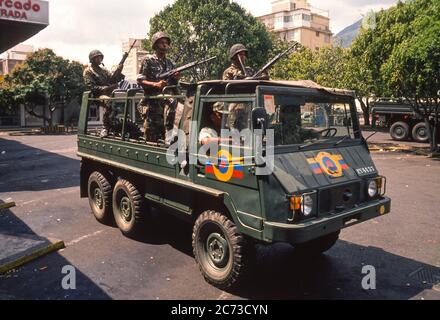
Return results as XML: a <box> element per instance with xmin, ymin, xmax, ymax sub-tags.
<box><xmin>262</xmin><ymin>94</ymin><xmax>357</xmax><ymax>146</ymax></box>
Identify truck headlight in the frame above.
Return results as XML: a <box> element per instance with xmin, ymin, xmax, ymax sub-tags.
<box><xmin>367</xmin><ymin>176</ymin><xmax>387</xmax><ymax>198</ymax></box>
<box><xmin>301</xmin><ymin>195</ymin><xmax>314</xmax><ymax>216</ymax></box>
<box><xmin>289</xmin><ymin>191</ymin><xmax>317</xmax><ymax>221</ymax></box>
<box><xmin>367</xmin><ymin>180</ymin><xmax>378</xmax><ymax>198</ymax></box>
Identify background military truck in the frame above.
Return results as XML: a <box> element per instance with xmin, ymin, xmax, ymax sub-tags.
<box><xmin>370</xmin><ymin>98</ymin><xmax>440</xmax><ymax>143</ymax></box>
<box><xmin>77</xmin><ymin>80</ymin><xmax>391</xmax><ymax>288</ymax></box>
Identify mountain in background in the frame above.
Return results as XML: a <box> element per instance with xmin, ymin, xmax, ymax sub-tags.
<box><xmin>334</xmin><ymin>19</ymin><xmax>362</xmax><ymax>48</ymax></box>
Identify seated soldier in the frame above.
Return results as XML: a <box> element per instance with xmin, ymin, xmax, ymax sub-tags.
<box><xmin>199</xmin><ymin>102</ymin><xmax>230</xmax><ymax>145</ymax></box>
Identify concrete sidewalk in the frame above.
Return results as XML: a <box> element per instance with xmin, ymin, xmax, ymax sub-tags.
<box><xmin>0</xmin><ymin>201</ymin><xmax>65</xmax><ymax>275</ymax></box>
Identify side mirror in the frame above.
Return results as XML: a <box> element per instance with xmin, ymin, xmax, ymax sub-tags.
<box><xmin>252</xmin><ymin>108</ymin><xmax>268</xmax><ymax>134</ymax></box>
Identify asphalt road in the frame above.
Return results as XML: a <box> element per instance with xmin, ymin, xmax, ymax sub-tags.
<box><xmin>0</xmin><ymin>132</ymin><xmax>439</xmax><ymax>300</ymax></box>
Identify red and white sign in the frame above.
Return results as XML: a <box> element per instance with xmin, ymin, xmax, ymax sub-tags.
<box><xmin>0</xmin><ymin>0</ymin><xmax>48</xmax><ymax>25</ymax></box>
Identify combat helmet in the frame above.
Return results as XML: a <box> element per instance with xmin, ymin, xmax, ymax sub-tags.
<box><xmin>229</xmin><ymin>44</ymin><xmax>248</xmax><ymax>60</ymax></box>
<box><xmin>151</xmin><ymin>31</ymin><xmax>171</xmax><ymax>50</ymax></box>
<box><xmin>89</xmin><ymin>50</ymin><xmax>104</xmax><ymax>63</ymax></box>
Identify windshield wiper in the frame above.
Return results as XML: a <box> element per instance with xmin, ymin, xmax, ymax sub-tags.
<box><xmin>334</xmin><ymin>135</ymin><xmax>350</xmax><ymax>146</ymax></box>
<box><xmin>298</xmin><ymin>139</ymin><xmax>322</xmax><ymax>150</ymax></box>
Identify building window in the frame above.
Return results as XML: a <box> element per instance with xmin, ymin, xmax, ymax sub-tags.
<box><xmin>284</xmin><ymin>16</ymin><xmax>292</xmax><ymax>23</ymax></box>
<box><xmin>324</xmin><ymin>35</ymin><xmax>331</xmax><ymax>43</ymax></box>
<box><xmin>302</xmin><ymin>14</ymin><xmax>311</xmax><ymax>22</ymax></box>
<box><xmin>316</xmin><ymin>31</ymin><xmax>320</xmax><ymax>37</ymax></box>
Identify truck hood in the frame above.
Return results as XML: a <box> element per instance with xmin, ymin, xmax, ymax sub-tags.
<box><xmin>272</xmin><ymin>145</ymin><xmax>377</xmax><ymax>193</ymax></box>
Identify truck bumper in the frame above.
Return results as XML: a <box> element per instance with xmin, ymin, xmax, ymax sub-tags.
<box><xmin>263</xmin><ymin>197</ymin><xmax>391</xmax><ymax>245</ymax></box>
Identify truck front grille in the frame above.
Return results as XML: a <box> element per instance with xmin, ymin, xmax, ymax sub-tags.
<box><xmin>319</xmin><ymin>182</ymin><xmax>361</xmax><ymax>215</ymax></box>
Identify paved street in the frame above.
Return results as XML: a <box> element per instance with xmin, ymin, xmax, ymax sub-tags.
<box><xmin>0</xmin><ymin>132</ymin><xmax>439</xmax><ymax>300</ymax></box>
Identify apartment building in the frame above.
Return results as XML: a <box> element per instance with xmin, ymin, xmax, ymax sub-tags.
<box><xmin>258</xmin><ymin>0</ymin><xmax>332</xmax><ymax>50</ymax></box>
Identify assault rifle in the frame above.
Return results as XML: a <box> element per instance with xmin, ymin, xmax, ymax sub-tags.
<box><xmin>247</xmin><ymin>42</ymin><xmax>302</xmax><ymax>80</ymax></box>
<box><xmin>110</xmin><ymin>40</ymin><xmax>137</xmax><ymax>83</ymax></box>
<box><xmin>158</xmin><ymin>56</ymin><xmax>217</xmax><ymax>84</ymax></box>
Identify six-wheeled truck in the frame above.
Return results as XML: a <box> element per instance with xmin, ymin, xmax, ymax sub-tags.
<box><xmin>370</xmin><ymin>98</ymin><xmax>439</xmax><ymax>143</ymax></box>
<box><xmin>78</xmin><ymin>80</ymin><xmax>391</xmax><ymax>288</ymax></box>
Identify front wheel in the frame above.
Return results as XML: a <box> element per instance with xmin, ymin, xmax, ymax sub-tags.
<box><xmin>295</xmin><ymin>231</ymin><xmax>340</xmax><ymax>256</ymax></box>
<box><xmin>192</xmin><ymin>211</ymin><xmax>254</xmax><ymax>289</ymax></box>
<box><xmin>390</xmin><ymin>122</ymin><xmax>410</xmax><ymax>141</ymax></box>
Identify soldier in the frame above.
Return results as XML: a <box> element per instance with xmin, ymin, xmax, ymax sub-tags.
<box><xmin>83</xmin><ymin>50</ymin><xmax>125</xmax><ymax>137</ymax></box>
<box><xmin>137</xmin><ymin>31</ymin><xmax>180</xmax><ymax>142</ymax></box>
<box><xmin>222</xmin><ymin>44</ymin><xmax>256</xmax><ymax>131</ymax></box>
<box><xmin>222</xmin><ymin>44</ymin><xmax>254</xmax><ymax>81</ymax></box>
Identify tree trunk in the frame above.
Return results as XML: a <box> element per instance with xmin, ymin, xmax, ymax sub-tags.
<box><xmin>357</xmin><ymin>96</ymin><xmax>370</xmax><ymax>126</ymax></box>
<box><xmin>25</xmin><ymin>104</ymin><xmax>50</xmax><ymax>124</ymax></box>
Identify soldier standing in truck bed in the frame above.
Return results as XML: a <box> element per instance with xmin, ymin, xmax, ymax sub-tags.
<box><xmin>83</xmin><ymin>50</ymin><xmax>124</xmax><ymax>137</ymax></box>
<box><xmin>137</xmin><ymin>32</ymin><xmax>181</xmax><ymax>143</ymax></box>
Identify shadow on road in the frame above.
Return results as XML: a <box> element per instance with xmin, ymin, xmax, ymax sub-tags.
<box><xmin>129</xmin><ymin>211</ymin><xmax>440</xmax><ymax>300</ymax></box>
<box><xmin>0</xmin><ymin>205</ymin><xmax>111</xmax><ymax>300</ymax></box>
<box><xmin>0</xmin><ymin>137</ymin><xmax>79</xmax><ymax>193</ymax></box>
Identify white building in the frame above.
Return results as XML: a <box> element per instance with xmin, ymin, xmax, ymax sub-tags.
<box><xmin>258</xmin><ymin>0</ymin><xmax>332</xmax><ymax>50</ymax></box>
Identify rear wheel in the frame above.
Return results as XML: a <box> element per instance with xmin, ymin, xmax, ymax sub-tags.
<box><xmin>88</xmin><ymin>171</ymin><xmax>113</xmax><ymax>224</ymax></box>
<box><xmin>390</xmin><ymin>122</ymin><xmax>410</xmax><ymax>141</ymax></box>
<box><xmin>412</xmin><ymin>122</ymin><xmax>429</xmax><ymax>143</ymax></box>
<box><xmin>192</xmin><ymin>210</ymin><xmax>254</xmax><ymax>289</ymax></box>
<box><xmin>295</xmin><ymin>231</ymin><xmax>340</xmax><ymax>256</ymax></box>
<box><xmin>112</xmin><ymin>179</ymin><xmax>146</xmax><ymax>237</ymax></box>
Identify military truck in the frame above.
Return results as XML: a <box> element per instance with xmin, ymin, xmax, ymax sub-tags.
<box><xmin>370</xmin><ymin>98</ymin><xmax>439</xmax><ymax>143</ymax></box>
<box><xmin>77</xmin><ymin>80</ymin><xmax>391</xmax><ymax>288</ymax></box>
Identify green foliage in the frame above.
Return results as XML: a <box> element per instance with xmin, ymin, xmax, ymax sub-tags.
<box><xmin>0</xmin><ymin>48</ymin><xmax>85</xmax><ymax>124</ymax></box>
<box><xmin>271</xmin><ymin>46</ymin><xmax>348</xmax><ymax>89</ymax></box>
<box><xmin>145</xmin><ymin>0</ymin><xmax>274</xmax><ymax>79</ymax></box>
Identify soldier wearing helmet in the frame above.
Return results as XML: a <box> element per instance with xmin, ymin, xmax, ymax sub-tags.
<box><xmin>222</xmin><ymin>44</ymin><xmax>256</xmax><ymax>131</ymax></box>
<box><xmin>222</xmin><ymin>44</ymin><xmax>254</xmax><ymax>81</ymax></box>
<box><xmin>83</xmin><ymin>50</ymin><xmax>125</xmax><ymax>137</ymax></box>
<box><xmin>137</xmin><ymin>31</ymin><xmax>181</xmax><ymax>143</ymax></box>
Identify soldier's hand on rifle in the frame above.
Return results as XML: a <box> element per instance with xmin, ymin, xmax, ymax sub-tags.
<box><xmin>155</xmin><ymin>80</ymin><xmax>168</xmax><ymax>89</ymax></box>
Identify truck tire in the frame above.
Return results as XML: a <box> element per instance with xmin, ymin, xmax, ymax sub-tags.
<box><xmin>112</xmin><ymin>179</ymin><xmax>145</xmax><ymax>237</ymax></box>
<box><xmin>192</xmin><ymin>210</ymin><xmax>254</xmax><ymax>289</ymax></box>
<box><xmin>390</xmin><ymin>122</ymin><xmax>410</xmax><ymax>141</ymax></box>
<box><xmin>412</xmin><ymin>122</ymin><xmax>429</xmax><ymax>143</ymax></box>
<box><xmin>295</xmin><ymin>231</ymin><xmax>340</xmax><ymax>256</ymax></box>
<box><xmin>88</xmin><ymin>171</ymin><xmax>113</xmax><ymax>224</ymax></box>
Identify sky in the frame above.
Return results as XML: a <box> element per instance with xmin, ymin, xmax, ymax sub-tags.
<box><xmin>4</xmin><ymin>0</ymin><xmax>398</xmax><ymax>66</ymax></box>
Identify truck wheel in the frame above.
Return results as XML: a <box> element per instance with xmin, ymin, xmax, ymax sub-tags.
<box><xmin>112</xmin><ymin>179</ymin><xmax>145</xmax><ymax>237</ymax></box>
<box><xmin>412</xmin><ymin>123</ymin><xmax>429</xmax><ymax>143</ymax></box>
<box><xmin>88</xmin><ymin>171</ymin><xmax>113</xmax><ymax>224</ymax></box>
<box><xmin>295</xmin><ymin>231</ymin><xmax>340</xmax><ymax>256</ymax></box>
<box><xmin>192</xmin><ymin>211</ymin><xmax>254</xmax><ymax>289</ymax></box>
<box><xmin>390</xmin><ymin>122</ymin><xmax>410</xmax><ymax>141</ymax></box>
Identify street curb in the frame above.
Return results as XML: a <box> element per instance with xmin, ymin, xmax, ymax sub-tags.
<box><xmin>0</xmin><ymin>202</ymin><xmax>16</xmax><ymax>212</ymax></box>
<box><xmin>0</xmin><ymin>238</ymin><xmax>65</xmax><ymax>274</ymax></box>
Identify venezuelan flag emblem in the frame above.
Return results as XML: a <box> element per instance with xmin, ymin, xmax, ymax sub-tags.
<box><xmin>307</xmin><ymin>152</ymin><xmax>349</xmax><ymax>178</ymax></box>
<box><xmin>206</xmin><ymin>150</ymin><xmax>244</xmax><ymax>182</ymax></box>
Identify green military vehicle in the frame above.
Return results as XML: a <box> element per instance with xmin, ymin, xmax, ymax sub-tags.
<box><xmin>77</xmin><ymin>80</ymin><xmax>391</xmax><ymax>288</ymax></box>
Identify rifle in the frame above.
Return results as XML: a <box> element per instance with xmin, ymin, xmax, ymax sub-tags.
<box><xmin>248</xmin><ymin>41</ymin><xmax>302</xmax><ymax>80</ymax></box>
<box><xmin>110</xmin><ymin>39</ymin><xmax>138</xmax><ymax>83</ymax></box>
<box><xmin>158</xmin><ymin>56</ymin><xmax>217</xmax><ymax>83</ymax></box>
<box><xmin>237</xmin><ymin>54</ymin><xmax>251</xmax><ymax>79</ymax></box>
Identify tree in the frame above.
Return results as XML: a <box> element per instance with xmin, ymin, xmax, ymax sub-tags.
<box><xmin>352</xmin><ymin>0</ymin><xmax>440</xmax><ymax>152</ymax></box>
<box><xmin>2</xmin><ymin>49</ymin><xmax>85</xmax><ymax>126</ymax></box>
<box><xmin>145</xmin><ymin>0</ymin><xmax>274</xmax><ymax>80</ymax></box>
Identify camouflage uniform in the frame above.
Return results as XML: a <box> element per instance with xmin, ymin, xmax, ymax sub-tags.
<box><xmin>222</xmin><ymin>64</ymin><xmax>254</xmax><ymax>131</ymax></box>
<box><xmin>83</xmin><ymin>65</ymin><xmax>124</xmax><ymax>134</ymax></box>
<box><xmin>137</xmin><ymin>53</ymin><xmax>176</xmax><ymax>142</ymax></box>
<box><xmin>222</xmin><ymin>63</ymin><xmax>254</xmax><ymax>81</ymax></box>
